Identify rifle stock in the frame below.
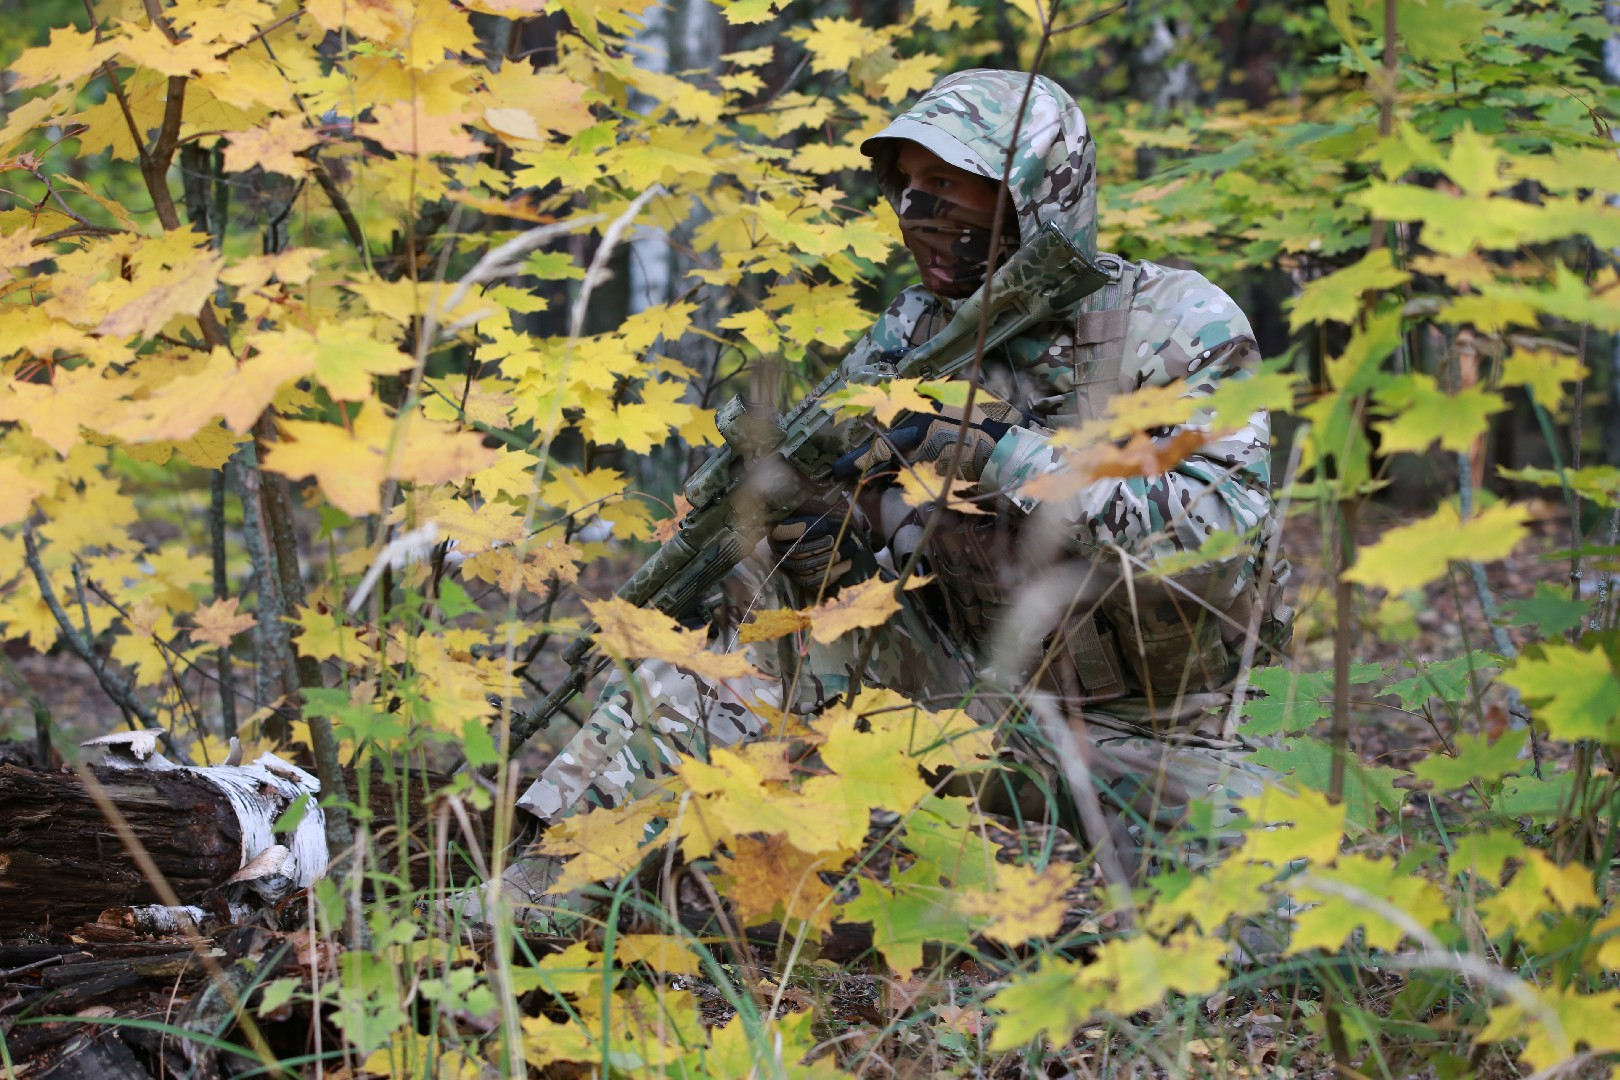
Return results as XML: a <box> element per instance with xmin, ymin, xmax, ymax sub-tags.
<box><xmin>504</xmin><ymin>223</ymin><xmax>1106</xmax><ymax>757</ymax></box>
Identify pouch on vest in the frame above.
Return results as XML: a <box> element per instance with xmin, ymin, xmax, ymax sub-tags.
<box><xmin>1100</xmin><ymin>560</ymin><xmax>1242</xmax><ymax>699</ymax></box>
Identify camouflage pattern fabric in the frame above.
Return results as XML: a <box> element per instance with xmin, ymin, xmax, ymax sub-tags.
<box><xmin>516</xmin><ymin>69</ymin><xmax>1292</xmax><ymax>862</ymax></box>
<box><xmin>516</xmin><ymin>551</ymin><xmax>981</xmax><ymax>822</ymax></box>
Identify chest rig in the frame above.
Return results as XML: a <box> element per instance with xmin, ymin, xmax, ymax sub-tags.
<box><xmin>894</xmin><ymin>254</ymin><xmax>1147</xmax><ymax>703</ymax></box>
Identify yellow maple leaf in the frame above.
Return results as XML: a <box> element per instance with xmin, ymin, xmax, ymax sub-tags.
<box><xmin>289</xmin><ymin>605</ymin><xmax>372</xmax><ymax>664</ymax></box>
<box><xmin>583</xmin><ymin>399</ymin><xmax>677</xmax><ymax>453</ymax></box>
<box><xmin>261</xmin><ymin>403</ymin><xmax>496</xmax><ymax>516</ymax></box>
<box><xmin>537</xmin><ymin>793</ymin><xmax>664</xmax><ymax>887</ymax></box>
<box><xmin>1239</xmin><ymin>784</ymin><xmax>1346</xmax><ymax>867</ymax></box>
<box><xmin>879</xmin><ymin>54</ymin><xmax>941</xmax><ymax>102</ymax></box>
<box><xmin>1345</xmin><ymin>502</ymin><xmax>1529</xmax><ymax>595</ymax></box>
<box><xmin>680</xmin><ymin>746</ymin><xmax>869</xmax><ymax>857</ymax></box>
<box><xmin>9</xmin><ymin>26</ymin><xmax>117</xmax><ymax>90</ymax></box>
<box><xmin>189</xmin><ymin>596</ymin><xmax>257</xmax><ymax>649</ymax></box>
<box><xmin>0</xmin><ymin>456</ymin><xmax>48</xmax><ymax>526</ymax></box>
<box><xmin>585</xmin><ymin>596</ymin><xmax>753</xmax><ymax>683</ymax></box>
<box><xmin>95</xmin><ymin>249</ymin><xmax>224</xmax><ymax>339</ymax></box>
<box><xmin>610</xmin><ymin>934</ymin><xmax>702</xmax><ymax>976</ymax></box>
<box><xmin>0</xmin><ymin>366</ymin><xmax>119</xmax><ymax>455</ymax></box>
<box><xmin>1499</xmin><ymin>347</ymin><xmax>1588</xmax><ymax>412</ymax></box>
<box><xmin>720</xmin><ymin>834</ymin><xmax>845</xmax><ymax>934</ymax></box>
<box><xmin>893</xmin><ymin>469</ymin><xmax>992</xmax><ymax>515</ymax></box>
<box><xmin>823</xmin><ymin>377</ymin><xmax>937</xmax><ymax>426</ymax></box>
<box><xmin>805</xmin><ymin>573</ymin><xmax>930</xmax><ymax>645</ymax></box>
<box><xmin>761</xmin><ymin>281</ymin><xmax>872</xmax><ymax>347</ymax></box>
<box><xmin>468</xmin><ymin>446</ymin><xmax>540</xmax><ymax>502</ymax></box>
<box><xmin>736</xmin><ymin>607</ymin><xmax>813</xmax><ymax>645</ymax></box>
<box><xmin>222</xmin><ymin>113</ymin><xmax>317</xmax><ymax>177</ymax></box>
<box><xmin>0</xmin><ymin>226</ymin><xmax>43</xmax><ymax>269</ymax></box>
<box><xmin>956</xmin><ymin>862</ymin><xmax>1076</xmax><ymax>946</ymax></box>
<box><xmin>788</xmin><ymin>143</ymin><xmax>869</xmax><ymax>174</ymax></box>
<box><xmin>342</xmin><ymin>276</ymin><xmax>492</xmax><ymax>329</ymax></box>
<box><xmin>356</xmin><ymin>102</ymin><xmax>482</xmax><ymax>158</ymax></box>
<box><xmin>310</xmin><ymin>320</ymin><xmax>414</xmax><ymax>401</ymax></box>
<box><xmin>480</xmin><ymin>64</ymin><xmax>594</xmax><ymax>137</ymax></box>
<box><xmin>537</xmin><ymin>455</ymin><xmax>622</xmax><ymax>509</ymax></box>
<box><xmin>795</xmin><ymin>17</ymin><xmax>884</xmax><ymax>73</ymax></box>
<box><xmin>116</xmin><ymin>22</ymin><xmax>230</xmax><ymax>77</ymax></box>
<box><xmin>1080</xmin><ymin>931</ymin><xmax>1228</xmax><ymax>1015</ymax></box>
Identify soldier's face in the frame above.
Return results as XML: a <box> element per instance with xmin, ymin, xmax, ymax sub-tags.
<box><xmin>895</xmin><ymin>143</ymin><xmax>1000</xmax><ymax>215</ymax></box>
<box><xmin>893</xmin><ymin>142</ymin><xmax>1015</xmax><ymax>298</ymax></box>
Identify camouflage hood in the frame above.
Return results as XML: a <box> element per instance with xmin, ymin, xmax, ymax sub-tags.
<box><xmin>862</xmin><ymin>69</ymin><xmax>1098</xmax><ymax>260</ymax></box>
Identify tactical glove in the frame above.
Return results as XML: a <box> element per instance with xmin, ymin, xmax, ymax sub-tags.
<box><xmin>833</xmin><ymin>390</ymin><xmax>1033</xmax><ymax>484</ymax></box>
<box><xmin>767</xmin><ymin>503</ymin><xmax>863</xmax><ymax>591</ymax></box>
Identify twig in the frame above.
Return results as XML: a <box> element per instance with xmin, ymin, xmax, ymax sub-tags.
<box><xmin>1298</xmin><ymin>875</ymin><xmax>1564</xmax><ymax>1048</ymax></box>
<box><xmin>22</xmin><ymin>524</ymin><xmax>159</xmax><ymax>727</ymax></box>
<box><xmin>220</xmin><ymin>6</ymin><xmax>306</xmax><ymax>57</ymax></box>
<box><xmin>1028</xmin><ymin>695</ymin><xmax>1137</xmax><ymax>924</ymax></box>
<box><xmin>1050</xmin><ymin>0</ymin><xmax>1128</xmax><ymax>35</ymax></box>
<box><xmin>308</xmin><ymin>156</ymin><xmax>368</xmax><ymax>258</ymax></box>
<box><xmin>567</xmin><ymin>188</ymin><xmax>664</xmax><ymax>338</ymax></box>
<box><xmin>848</xmin><ymin>28</ymin><xmax>1058</xmax><ymax>689</ymax></box>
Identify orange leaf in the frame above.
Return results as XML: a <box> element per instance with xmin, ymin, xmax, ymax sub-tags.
<box><xmin>190</xmin><ymin>596</ymin><xmax>257</xmax><ymax>649</ymax></box>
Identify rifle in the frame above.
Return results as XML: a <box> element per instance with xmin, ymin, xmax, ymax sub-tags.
<box><xmin>504</xmin><ymin>222</ymin><xmax>1109</xmax><ymax>757</ymax></box>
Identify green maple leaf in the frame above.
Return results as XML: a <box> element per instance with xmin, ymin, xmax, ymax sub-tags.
<box><xmin>1500</xmin><ymin>643</ymin><xmax>1620</xmax><ymax>743</ymax></box>
<box><xmin>1371</xmin><ymin>374</ymin><xmax>1507</xmax><ymax>455</ymax></box>
<box><xmin>986</xmin><ymin>957</ymin><xmax>1101</xmax><ymax>1050</ymax></box>
<box><xmin>1449</xmin><ymin>829</ymin><xmax>1527</xmax><ymax>882</ymax></box>
<box><xmin>1504</xmin><ymin>584</ymin><xmax>1594</xmax><ymax>639</ymax></box>
<box><xmin>1411</xmin><ymin>730</ymin><xmax>1527</xmax><ymax>790</ymax></box>
<box><xmin>843</xmin><ymin>867</ymin><xmax>975</xmax><ymax>980</ymax></box>
<box><xmin>1392</xmin><ymin>0</ymin><xmax>1494</xmax><ymax>62</ymax></box>
<box><xmin>1384</xmin><ymin>651</ymin><xmax>1500</xmax><ymax>711</ymax></box>
<box><xmin>1287</xmin><ymin>248</ymin><xmax>1410</xmax><ymax>330</ymax></box>
<box><xmin>1241</xmin><ymin>665</ymin><xmax>1382</xmax><ymax>736</ymax></box>
<box><xmin>1241</xmin><ymin>669</ymin><xmax>1331</xmax><ymax>735</ymax></box>
<box><xmin>521</xmin><ymin>251</ymin><xmax>585</xmax><ymax>280</ymax></box>
<box><xmin>1496</xmin><ymin>774</ymin><xmax>1579</xmax><ymax>821</ymax></box>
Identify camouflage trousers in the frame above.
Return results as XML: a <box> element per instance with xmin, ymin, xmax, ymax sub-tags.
<box><xmin>515</xmin><ymin>564</ymin><xmax>1272</xmax><ymax>865</ymax></box>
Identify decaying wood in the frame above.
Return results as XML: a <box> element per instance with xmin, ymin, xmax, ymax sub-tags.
<box><xmin>0</xmin><ymin>765</ymin><xmax>246</xmax><ymax>936</ymax></box>
<box><xmin>0</xmin><ymin>924</ymin><xmax>292</xmax><ymax>1078</ymax></box>
<box><xmin>1</xmin><ymin>758</ymin><xmax>492</xmax><ymax>937</ymax></box>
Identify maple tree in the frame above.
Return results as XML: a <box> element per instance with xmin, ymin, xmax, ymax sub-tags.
<box><xmin>1</xmin><ymin>0</ymin><xmax>1617</xmax><ymax>1075</ymax></box>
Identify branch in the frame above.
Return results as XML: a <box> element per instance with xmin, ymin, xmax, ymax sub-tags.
<box><xmin>1027</xmin><ymin>694</ymin><xmax>1138</xmax><ymax>924</ymax></box>
<box><xmin>220</xmin><ymin>6</ymin><xmax>306</xmax><ymax>58</ymax></box>
<box><xmin>22</xmin><ymin>524</ymin><xmax>159</xmax><ymax>727</ymax></box>
<box><xmin>420</xmin><ymin>210</ymin><xmax>608</xmax><ymax>348</ymax></box>
<box><xmin>308</xmin><ymin>155</ymin><xmax>368</xmax><ymax>258</ymax></box>
<box><xmin>567</xmin><ymin>186</ymin><xmax>664</xmax><ymax>338</ymax></box>
<box><xmin>1051</xmin><ymin>0</ymin><xmax>1128</xmax><ymax>35</ymax></box>
<box><xmin>1296</xmin><ymin>875</ymin><xmax>1565</xmax><ymax>1052</ymax></box>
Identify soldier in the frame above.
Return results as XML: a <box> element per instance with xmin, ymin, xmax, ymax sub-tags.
<box><xmin>465</xmin><ymin>69</ymin><xmax>1292</xmax><ymax>928</ymax></box>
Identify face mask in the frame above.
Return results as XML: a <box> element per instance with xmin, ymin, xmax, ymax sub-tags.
<box><xmin>896</xmin><ymin>187</ymin><xmax>1020</xmax><ymax>299</ymax></box>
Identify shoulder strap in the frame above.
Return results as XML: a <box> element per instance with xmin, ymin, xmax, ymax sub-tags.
<box><xmin>1071</xmin><ymin>254</ymin><xmax>1139</xmax><ymax>422</ymax></box>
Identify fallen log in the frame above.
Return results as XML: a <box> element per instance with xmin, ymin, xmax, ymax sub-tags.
<box><xmin>0</xmin><ymin>755</ymin><xmax>489</xmax><ymax>937</ymax></box>
<box><xmin>0</xmin><ymin>765</ymin><xmax>247</xmax><ymax>937</ymax></box>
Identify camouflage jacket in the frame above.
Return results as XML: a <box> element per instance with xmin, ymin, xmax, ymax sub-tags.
<box><xmin>843</xmin><ymin>70</ymin><xmax>1290</xmax><ymax>718</ymax></box>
